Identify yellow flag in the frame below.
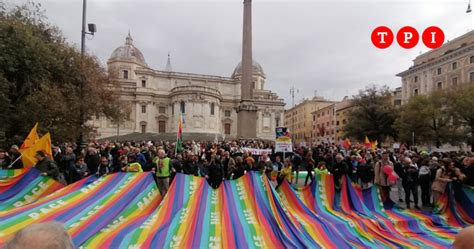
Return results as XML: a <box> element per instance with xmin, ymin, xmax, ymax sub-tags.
<box><xmin>19</xmin><ymin>123</ymin><xmax>40</xmax><ymax>153</ymax></box>
<box><xmin>21</xmin><ymin>133</ymin><xmax>52</xmax><ymax>168</ymax></box>
<box><xmin>364</xmin><ymin>136</ymin><xmax>372</xmax><ymax>149</ymax></box>
<box><xmin>372</xmin><ymin>140</ymin><xmax>378</xmax><ymax>150</ymax></box>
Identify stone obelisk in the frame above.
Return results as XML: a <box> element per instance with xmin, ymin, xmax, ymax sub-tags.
<box><xmin>237</xmin><ymin>0</ymin><xmax>258</xmax><ymax>138</ymax></box>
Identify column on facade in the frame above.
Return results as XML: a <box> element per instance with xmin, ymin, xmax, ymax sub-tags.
<box><xmin>270</xmin><ymin>111</ymin><xmax>275</xmax><ymax>135</ymax></box>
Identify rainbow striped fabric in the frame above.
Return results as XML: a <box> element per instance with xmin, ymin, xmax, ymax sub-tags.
<box><xmin>0</xmin><ymin>169</ymin><xmax>472</xmax><ymax>248</ymax></box>
<box><xmin>0</xmin><ymin>169</ymin><xmax>26</xmax><ymax>179</ymax></box>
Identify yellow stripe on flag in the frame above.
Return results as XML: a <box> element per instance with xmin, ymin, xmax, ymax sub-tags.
<box><xmin>19</xmin><ymin>123</ymin><xmax>40</xmax><ymax>153</ymax></box>
<box><xmin>21</xmin><ymin>133</ymin><xmax>52</xmax><ymax>168</ymax></box>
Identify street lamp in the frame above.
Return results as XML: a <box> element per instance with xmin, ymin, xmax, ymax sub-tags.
<box><xmin>81</xmin><ymin>0</ymin><xmax>96</xmax><ymax>56</ymax></box>
<box><xmin>78</xmin><ymin>0</ymin><xmax>97</xmax><ymax>152</ymax></box>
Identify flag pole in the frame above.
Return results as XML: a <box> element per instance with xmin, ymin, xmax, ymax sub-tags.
<box><xmin>6</xmin><ymin>154</ymin><xmax>23</xmax><ymax>168</ymax></box>
<box><xmin>175</xmin><ymin>113</ymin><xmax>181</xmax><ymax>157</ymax></box>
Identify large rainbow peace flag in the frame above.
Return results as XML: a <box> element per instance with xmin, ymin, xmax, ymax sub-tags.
<box><xmin>0</xmin><ymin>168</ymin><xmax>472</xmax><ymax>248</ymax></box>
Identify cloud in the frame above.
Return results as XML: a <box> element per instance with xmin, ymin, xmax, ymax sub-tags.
<box><xmin>15</xmin><ymin>0</ymin><xmax>471</xmax><ymax>105</ymax></box>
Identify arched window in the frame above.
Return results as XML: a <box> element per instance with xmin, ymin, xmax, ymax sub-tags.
<box><xmin>180</xmin><ymin>101</ymin><xmax>185</xmax><ymax>114</ymax></box>
<box><xmin>210</xmin><ymin>103</ymin><xmax>215</xmax><ymax>115</ymax></box>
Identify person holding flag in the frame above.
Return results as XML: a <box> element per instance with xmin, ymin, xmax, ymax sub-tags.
<box><xmin>34</xmin><ymin>150</ymin><xmax>60</xmax><ymax>181</ymax></box>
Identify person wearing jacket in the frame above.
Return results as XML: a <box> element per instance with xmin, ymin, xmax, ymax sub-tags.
<box><xmin>152</xmin><ymin>149</ymin><xmax>171</xmax><ymax>197</ymax></box>
<box><xmin>122</xmin><ymin>154</ymin><xmax>143</xmax><ymax>173</ymax></box>
<box><xmin>34</xmin><ymin>151</ymin><xmax>60</xmax><ymax>181</ymax></box>
<box><xmin>276</xmin><ymin>159</ymin><xmax>292</xmax><ymax>189</ymax></box>
<box><xmin>96</xmin><ymin>156</ymin><xmax>110</xmax><ymax>177</ymax></box>
<box><xmin>59</xmin><ymin>147</ymin><xmax>76</xmax><ymax>184</ymax></box>
<box><xmin>431</xmin><ymin>160</ymin><xmax>452</xmax><ymax>205</ymax></box>
<box><xmin>304</xmin><ymin>152</ymin><xmax>316</xmax><ymax>186</ymax></box>
<box><xmin>374</xmin><ymin>151</ymin><xmax>394</xmax><ymax>203</ymax></box>
<box><xmin>356</xmin><ymin>159</ymin><xmax>374</xmax><ymax>189</ymax></box>
<box><xmin>418</xmin><ymin>159</ymin><xmax>432</xmax><ymax>207</ymax></box>
<box><xmin>314</xmin><ymin>161</ymin><xmax>329</xmax><ymax>175</ymax></box>
<box><xmin>329</xmin><ymin>154</ymin><xmax>348</xmax><ymax>189</ymax></box>
<box><xmin>222</xmin><ymin>151</ymin><xmax>236</xmax><ymax>180</ymax></box>
<box><xmin>207</xmin><ymin>155</ymin><xmax>224</xmax><ymax>189</ymax></box>
<box><xmin>402</xmin><ymin>157</ymin><xmax>420</xmax><ymax>209</ymax></box>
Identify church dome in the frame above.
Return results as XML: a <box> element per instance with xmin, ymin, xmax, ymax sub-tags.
<box><xmin>232</xmin><ymin>60</ymin><xmax>265</xmax><ymax>78</ymax></box>
<box><xmin>109</xmin><ymin>33</ymin><xmax>147</xmax><ymax>66</ymax></box>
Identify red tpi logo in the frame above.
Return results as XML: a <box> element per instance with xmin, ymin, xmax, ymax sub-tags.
<box><xmin>396</xmin><ymin>26</ymin><xmax>419</xmax><ymax>49</ymax></box>
<box><xmin>422</xmin><ymin>26</ymin><xmax>445</xmax><ymax>49</ymax></box>
<box><xmin>371</xmin><ymin>26</ymin><xmax>394</xmax><ymax>49</ymax></box>
<box><xmin>371</xmin><ymin>26</ymin><xmax>444</xmax><ymax>49</ymax></box>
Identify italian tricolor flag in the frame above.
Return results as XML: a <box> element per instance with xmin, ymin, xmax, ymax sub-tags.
<box><xmin>176</xmin><ymin>114</ymin><xmax>183</xmax><ymax>153</ymax></box>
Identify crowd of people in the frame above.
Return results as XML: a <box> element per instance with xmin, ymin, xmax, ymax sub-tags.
<box><xmin>1</xmin><ymin>140</ymin><xmax>473</xmax><ymax>209</ymax></box>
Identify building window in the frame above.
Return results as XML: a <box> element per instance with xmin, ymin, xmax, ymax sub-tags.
<box><xmin>414</xmin><ymin>89</ymin><xmax>419</xmax><ymax>96</ymax></box>
<box><xmin>414</xmin><ymin>76</ymin><xmax>418</xmax><ymax>82</ymax></box>
<box><xmin>141</xmin><ymin>124</ymin><xmax>146</xmax><ymax>134</ymax></box>
<box><xmin>452</xmin><ymin>62</ymin><xmax>457</xmax><ymax>70</ymax></box>
<box><xmin>210</xmin><ymin>103</ymin><xmax>215</xmax><ymax>115</ymax></box>
<box><xmin>437</xmin><ymin>82</ymin><xmax>442</xmax><ymax>89</ymax></box>
<box><xmin>342</xmin><ymin>119</ymin><xmax>346</xmax><ymax>124</ymax></box>
<box><xmin>123</xmin><ymin>70</ymin><xmax>129</xmax><ymax>79</ymax></box>
<box><xmin>158</xmin><ymin>106</ymin><xmax>166</xmax><ymax>114</ymax></box>
<box><xmin>141</xmin><ymin>105</ymin><xmax>147</xmax><ymax>114</ymax></box>
<box><xmin>470</xmin><ymin>72</ymin><xmax>474</xmax><ymax>82</ymax></box>
<box><xmin>180</xmin><ymin>101</ymin><xmax>185</xmax><ymax>114</ymax></box>
<box><xmin>326</xmin><ymin>122</ymin><xmax>329</xmax><ymax>126</ymax></box>
<box><xmin>225</xmin><ymin>110</ymin><xmax>231</xmax><ymax>117</ymax></box>
<box><xmin>452</xmin><ymin>77</ymin><xmax>458</xmax><ymax>87</ymax></box>
<box><xmin>336</xmin><ymin>121</ymin><xmax>339</xmax><ymax>126</ymax></box>
<box><xmin>141</xmin><ymin>80</ymin><xmax>146</xmax><ymax>88</ymax></box>
<box><xmin>437</xmin><ymin>68</ymin><xmax>442</xmax><ymax>75</ymax></box>
<box><xmin>171</xmin><ymin>105</ymin><xmax>174</xmax><ymax>115</ymax></box>
<box><xmin>276</xmin><ymin>118</ymin><xmax>280</xmax><ymax>127</ymax></box>
<box><xmin>470</xmin><ymin>56</ymin><xmax>474</xmax><ymax>64</ymax></box>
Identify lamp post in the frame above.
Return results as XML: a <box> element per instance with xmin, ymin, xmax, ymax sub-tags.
<box><xmin>78</xmin><ymin>0</ymin><xmax>96</xmax><ymax>152</ymax></box>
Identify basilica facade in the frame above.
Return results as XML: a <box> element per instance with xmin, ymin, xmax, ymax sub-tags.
<box><xmin>91</xmin><ymin>34</ymin><xmax>285</xmax><ymax>140</ymax></box>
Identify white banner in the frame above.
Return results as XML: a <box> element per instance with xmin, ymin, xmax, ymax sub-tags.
<box><xmin>241</xmin><ymin>147</ymin><xmax>272</xmax><ymax>155</ymax></box>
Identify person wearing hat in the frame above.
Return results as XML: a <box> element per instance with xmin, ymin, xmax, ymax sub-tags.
<box><xmin>34</xmin><ymin>151</ymin><xmax>60</xmax><ymax>181</ymax></box>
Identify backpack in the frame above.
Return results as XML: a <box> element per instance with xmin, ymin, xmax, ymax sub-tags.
<box><xmin>430</xmin><ymin>166</ymin><xmax>441</xmax><ymax>182</ymax></box>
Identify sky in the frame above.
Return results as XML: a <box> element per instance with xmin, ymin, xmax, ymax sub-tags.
<box><xmin>9</xmin><ymin>0</ymin><xmax>473</xmax><ymax>106</ymax></box>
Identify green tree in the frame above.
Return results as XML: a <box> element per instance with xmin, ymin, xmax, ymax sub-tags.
<box><xmin>395</xmin><ymin>91</ymin><xmax>459</xmax><ymax>148</ymax></box>
<box><xmin>344</xmin><ymin>85</ymin><xmax>398</xmax><ymax>144</ymax></box>
<box><xmin>0</xmin><ymin>2</ymin><xmax>126</xmax><ymax>145</ymax></box>
<box><xmin>445</xmin><ymin>83</ymin><xmax>474</xmax><ymax>151</ymax></box>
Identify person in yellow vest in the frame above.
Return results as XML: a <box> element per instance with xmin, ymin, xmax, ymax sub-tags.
<box><xmin>121</xmin><ymin>154</ymin><xmax>143</xmax><ymax>173</ymax></box>
<box><xmin>152</xmin><ymin>149</ymin><xmax>170</xmax><ymax>197</ymax></box>
<box><xmin>276</xmin><ymin>158</ymin><xmax>292</xmax><ymax>189</ymax></box>
<box><xmin>314</xmin><ymin>161</ymin><xmax>330</xmax><ymax>175</ymax></box>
